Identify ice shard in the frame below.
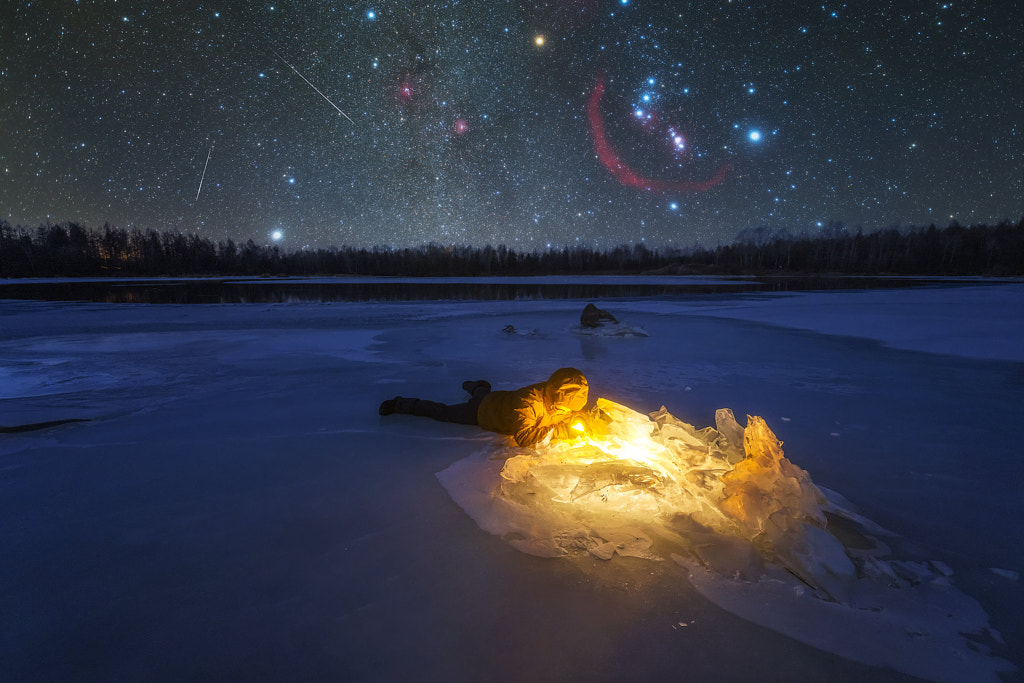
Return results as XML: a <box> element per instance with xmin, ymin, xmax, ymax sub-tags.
<box><xmin>436</xmin><ymin>399</ymin><xmax>1011</xmax><ymax>682</ymax></box>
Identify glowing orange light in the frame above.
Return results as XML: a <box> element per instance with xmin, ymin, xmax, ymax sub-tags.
<box><xmin>534</xmin><ymin>35</ymin><xmax>546</xmax><ymax>47</ymax></box>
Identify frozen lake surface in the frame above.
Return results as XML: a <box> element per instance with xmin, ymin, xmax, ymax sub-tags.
<box><xmin>1</xmin><ymin>280</ymin><xmax>1021</xmax><ymax>681</ymax></box>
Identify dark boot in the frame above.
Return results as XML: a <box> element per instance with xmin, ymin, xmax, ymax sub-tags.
<box><xmin>379</xmin><ymin>396</ymin><xmax>419</xmax><ymax>416</ymax></box>
<box><xmin>462</xmin><ymin>380</ymin><xmax>491</xmax><ymax>395</ymax></box>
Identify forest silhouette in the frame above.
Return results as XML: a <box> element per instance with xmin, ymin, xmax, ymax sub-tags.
<box><xmin>1</xmin><ymin>219</ymin><xmax>1021</xmax><ymax>278</ymax></box>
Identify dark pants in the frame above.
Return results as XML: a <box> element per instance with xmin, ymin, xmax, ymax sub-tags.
<box><xmin>394</xmin><ymin>383</ymin><xmax>490</xmax><ymax>425</ymax></box>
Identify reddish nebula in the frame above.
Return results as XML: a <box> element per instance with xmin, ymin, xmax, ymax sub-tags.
<box><xmin>395</xmin><ymin>75</ymin><xmax>418</xmax><ymax>105</ymax></box>
<box><xmin>453</xmin><ymin>118</ymin><xmax>470</xmax><ymax>135</ymax></box>
<box><xmin>586</xmin><ymin>73</ymin><xmax>729</xmax><ymax>193</ymax></box>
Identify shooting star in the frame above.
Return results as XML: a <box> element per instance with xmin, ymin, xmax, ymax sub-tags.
<box><xmin>195</xmin><ymin>142</ymin><xmax>214</xmax><ymax>202</ymax></box>
<box><xmin>271</xmin><ymin>48</ymin><xmax>355</xmax><ymax>124</ymax></box>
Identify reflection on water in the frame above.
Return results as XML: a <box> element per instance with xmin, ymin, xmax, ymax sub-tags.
<box><xmin>0</xmin><ymin>276</ymin><xmax>956</xmax><ymax>304</ymax></box>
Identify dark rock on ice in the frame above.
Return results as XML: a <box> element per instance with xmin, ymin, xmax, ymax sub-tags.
<box><xmin>580</xmin><ymin>303</ymin><xmax>618</xmax><ymax>328</ymax></box>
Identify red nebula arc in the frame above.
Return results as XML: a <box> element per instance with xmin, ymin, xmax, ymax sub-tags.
<box><xmin>587</xmin><ymin>73</ymin><xmax>729</xmax><ymax>193</ymax></box>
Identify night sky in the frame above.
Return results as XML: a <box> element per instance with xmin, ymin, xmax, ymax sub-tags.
<box><xmin>2</xmin><ymin>1</ymin><xmax>1021</xmax><ymax>249</ymax></box>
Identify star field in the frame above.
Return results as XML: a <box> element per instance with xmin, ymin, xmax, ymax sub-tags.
<box><xmin>2</xmin><ymin>1</ymin><xmax>1021</xmax><ymax>249</ymax></box>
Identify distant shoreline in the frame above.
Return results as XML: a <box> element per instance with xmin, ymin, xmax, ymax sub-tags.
<box><xmin>0</xmin><ymin>274</ymin><xmax>1011</xmax><ymax>305</ymax></box>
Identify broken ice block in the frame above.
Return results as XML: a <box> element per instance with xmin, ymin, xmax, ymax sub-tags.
<box><xmin>715</xmin><ymin>408</ymin><xmax>745</xmax><ymax>454</ymax></box>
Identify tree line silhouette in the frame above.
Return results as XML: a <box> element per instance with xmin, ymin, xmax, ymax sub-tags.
<box><xmin>1</xmin><ymin>218</ymin><xmax>1021</xmax><ymax>278</ymax></box>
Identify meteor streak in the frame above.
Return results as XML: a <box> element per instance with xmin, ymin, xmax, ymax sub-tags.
<box><xmin>271</xmin><ymin>48</ymin><xmax>354</xmax><ymax>124</ymax></box>
<box><xmin>195</xmin><ymin>142</ymin><xmax>213</xmax><ymax>202</ymax></box>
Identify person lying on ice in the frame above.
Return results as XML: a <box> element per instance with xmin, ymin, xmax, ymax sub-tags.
<box><xmin>378</xmin><ymin>367</ymin><xmax>594</xmax><ymax>447</ymax></box>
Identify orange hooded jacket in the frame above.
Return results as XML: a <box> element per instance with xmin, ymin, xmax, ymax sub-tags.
<box><xmin>476</xmin><ymin>368</ymin><xmax>589</xmax><ymax>447</ymax></box>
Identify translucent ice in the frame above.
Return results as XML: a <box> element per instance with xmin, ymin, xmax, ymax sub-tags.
<box><xmin>437</xmin><ymin>398</ymin><xmax>1013</xmax><ymax>682</ymax></box>
<box><xmin>440</xmin><ymin>399</ymin><xmax>837</xmax><ymax>581</ymax></box>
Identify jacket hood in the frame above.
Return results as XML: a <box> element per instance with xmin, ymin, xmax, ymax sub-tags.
<box><xmin>545</xmin><ymin>367</ymin><xmax>589</xmax><ymax>412</ymax></box>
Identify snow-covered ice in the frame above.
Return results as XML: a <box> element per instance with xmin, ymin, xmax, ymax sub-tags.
<box><xmin>1</xmin><ymin>279</ymin><xmax>1021</xmax><ymax>681</ymax></box>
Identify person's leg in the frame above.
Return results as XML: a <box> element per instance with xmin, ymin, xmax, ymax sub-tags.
<box><xmin>380</xmin><ymin>380</ymin><xmax>491</xmax><ymax>424</ymax></box>
<box><xmin>379</xmin><ymin>396</ymin><xmax>433</xmax><ymax>417</ymax></box>
<box><xmin>379</xmin><ymin>396</ymin><xmax>478</xmax><ymax>425</ymax></box>
<box><xmin>448</xmin><ymin>381</ymin><xmax>491</xmax><ymax>424</ymax></box>
<box><xmin>409</xmin><ymin>398</ymin><xmax>457</xmax><ymax>421</ymax></box>
<box><xmin>441</xmin><ymin>400</ymin><xmax>478</xmax><ymax>425</ymax></box>
<box><xmin>467</xmin><ymin>382</ymin><xmax>490</xmax><ymax>411</ymax></box>
<box><xmin>430</xmin><ymin>381</ymin><xmax>491</xmax><ymax>424</ymax></box>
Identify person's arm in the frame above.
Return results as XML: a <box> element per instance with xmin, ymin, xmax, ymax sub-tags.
<box><xmin>549</xmin><ymin>411</ymin><xmax>593</xmax><ymax>440</ymax></box>
<box><xmin>510</xmin><ymin>401</ymin><xmax>554</xmax><ymax>447</ymax></box>
<box><xmin>513</xmin><ymin>424</ymin><xmax>552</xmax><ymax>447</ymax></box>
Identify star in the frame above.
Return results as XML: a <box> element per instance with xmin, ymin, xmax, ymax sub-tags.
<box><xmin>0</xmin><ymin>0</ymin><xmax>1016</xmax><ymax>249</ymax></box>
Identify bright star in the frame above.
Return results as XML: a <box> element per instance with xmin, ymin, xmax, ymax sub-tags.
<box><xmin>271</xmin><ymin>230</ymin><xmax>283</xmax><ymax>241</ymax></box>
<box><xmin>367</xmin><ymin>10</ymin><xmax>376</xmax><ymax>20</ymax></box>
<box><xmin>534</xmin><ymin>35</ymin><xmax>545</xmax><ymax>46</ymax></box>
<box><xmin>748</xmin><ymin>130</ymin><xmax>762</xmax><ymax>142</ymax></box>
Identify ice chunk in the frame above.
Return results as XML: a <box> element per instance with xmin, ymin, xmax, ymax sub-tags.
<box><xmin>677</xmin><ymin>553</ymin><xmax>1015</xmax><ymax>683</ymax></box>
<box><xmin>990</xmin><ymin>567</ymin><xmax>1019</xmax><ymax>581</ymax></box>
<box><xmin>440</xmin><ymin>400</ymin><xmax>831</xmax><ymax>581</ymax></box>
<box><xmin>714</xmin><ymin>407</ymin><xmax>745</xmax><ymax>455</ymax></box>
<box><xmin>720</xmin><ymin>415</ymin><xmax>825</xmax><ymax>538</ymax></box>
<box><xmin>568</xmin><ymin>462</ymin><xmax>664</xmax><ymax>501</ymax></box>
<box><xmin>671</xmin><ymin>516</ymin><xmax>762</xmax><ymax>580</ymax></box>
<box><xmin>603</xmin><ymin>529</ymin><xmax>657</xmax><ymax>560</ymax></box>
<box><xmin>436</xmin><ymin>400</ymin><xmax>1011</xmax><ymax>682</ymax></box>
<box><xmin>776</xmin><ymin>523</ymin><xmax>857</xmax><ymax>603</ymax></box>
<box><xmin>588</xmin><ymin>527</ymin><xmax>659</xmax><ymax>561</ymax></box>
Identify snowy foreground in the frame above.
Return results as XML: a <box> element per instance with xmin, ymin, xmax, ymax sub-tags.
<box><xmin>1</xmin><ymin>280</ymin><xmax>1022</xmax><ymax>682</ymax></box>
